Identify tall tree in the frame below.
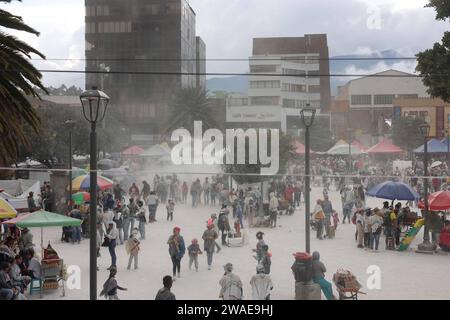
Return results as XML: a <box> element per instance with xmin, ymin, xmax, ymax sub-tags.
<box><xmin>391</xmin><ymin>117</ymin><xmax>424</xmax><ymax>152</ymax></box>
<box><xmin>0</xmin><ymin>0</ymin><xmax>46</xmax><ymax>173</ymax></box>
<box><xmin>416</xmin><ymin>1</ymin><xmax>450</xmax><ymax>102</ymax></box>
<box><xmin>165</xmin><ymin>87</ymin><xmax>218</xmax><ymax>134</ymax></box>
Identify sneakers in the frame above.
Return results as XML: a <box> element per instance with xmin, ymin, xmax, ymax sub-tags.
<box><xmin>216</xmin><ymin>247</ymin><xmax>221</xmax><ymax>253</ymax></box>
<box><xmin>357</xmin><ymin>245</ymin><xmax>364</xmax><ymax>248</ymax></box>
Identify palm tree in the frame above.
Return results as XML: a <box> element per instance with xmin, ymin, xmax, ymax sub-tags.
<box><xmin>164</xmin><ymin>86</ymin><xmax>218</xmax><ymax>134</ymax></box>
<box><xmin>0</xmin><ymin>0</ymin><xmax>46</xmax><ymax>172</ymax></box>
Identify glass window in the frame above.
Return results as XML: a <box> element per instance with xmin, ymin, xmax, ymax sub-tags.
<box><xmin>98</xmin><ymin>22</ymin><xmax>104</xmax><ymax>33</ymax></box>
<box><xmin>374</xmin><ymin>94</ymin><xmax>395</xmax><ymax>105</ymax></box>
<box><xmin>103</xmin><ymin>5</ymin><xmax>109</xmax><ymax>16</ymax></box>
<box><xmin>309</xmin><ymin>85</ymin><xmax>321</xmax><ymax>93</ymax></box>
<box><xmin>282</xmin><ymin>83</ymin><xmax>306</xmax><ymax>92</ymax></box>
<box><xmin>250</xmin><ymin>65</ymin><xmax>277</xmax><ymax>73</ymax></box>
<box><xmin>351</xmin><ymin>95</ymin><xmax>372</xmax><ymax>105</ymax></box>
<box><xmin>250</xmin><ymin>96</ymin><xmax>279</xmax><ymax>105</ymax></box>
<box><xmin>120</xmin><ymin>22</ymin><xmax>126</xmax><ymax>33</ymax></box>
<box><xmin>96</xmin><ymin>6</ymin><xmax>102</xmax><ymax>16</ymax></box>
<box><xmin>282</xmin><ymin>68</ymin><xmax>305</xmax><ymax>75</ymax></box>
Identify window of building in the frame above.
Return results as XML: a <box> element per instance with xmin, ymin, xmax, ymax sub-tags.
<box><xmin>398</xmin><ymin>94</ymin><xmax>419</xmax><ymax>99</ymax></box>
<box><xmin>307</xmin><ymin>70</ymin><xmax>320</xmax><ymax>77</ymax></box>
<box><xmin>282</xmin><ymin>68</ymin><xmax>305</xmax><ymax>76</ymax></box>
<box><xmin>282</xmin><ymin>99</ymin><xmax>308</xmax><ymax>108</ymax></box>
<box><xmin>250</xmin><ymin>80</ymin><xmax>280</xmax><ymax>89</ymax></box>
<box><xmin>86</xmin><ymin>22</ymin><xmax>95</xmax><ymax>34</ymax></box>
<box><xmin>351</xmin><ymin>95</ymin><xmax>372</xmax><ymax>105</ymax></box>
<box><xmin>308</xmin><ymin>85</ymin><xmax>321</xmax><ymax>93</ymax></box>
<box><xmin>250</xmin><ymin>96</ymin><xmax>279</xmax><ymax>105</ymax></box>
<box><xmin>228</xmin><ymin>98</ymin><xmax>248</xmax><ymax>106</ymax></box>
<box><xmin>250</xmin><ymin>65</ymin><xmax>277</xmax><ymax>73</ymax></box>
<box><xmin>374</xmin><ymin>94</ymin><xmax>395</xmax><ymax>105</ymax></box>
<box><xmin>282</xmin><ymin>83</ymin><xmax>307</xmax><ymax>92</ymax></box>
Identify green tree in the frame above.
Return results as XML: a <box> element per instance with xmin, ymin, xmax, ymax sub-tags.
<box><xmin>0</xmin><ymin>0</ymin><xmax>46</xmax><ymax>173</ymax></box>
<box><xmin>416</xmin><ymin>1</ymin><xmax>450</xmax><ymax>102</ymax></box>
<box><xmin>165</xmin><ymin>87</ymin><xmax>219</xmax><ymax>134</ymax></box>
<box><xmin>295</xmin><ymin>117</ymin><xmax>334</xmax><ymax>152</ymax></box>
<box><xmin>223</xmin><ymin>132</ymin><xmax>294</xmax><ymax>184</ymax></box>
<box><xmin>391</xmin><ymin>117</ymin><xmax>424</xmax><ymax>151</ymax></box>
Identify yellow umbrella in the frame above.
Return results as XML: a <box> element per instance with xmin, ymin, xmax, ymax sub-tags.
<box><xmin>0</xmin><ymin>198</ymin><xmax>18</xmax><ymax>219</ymax></box>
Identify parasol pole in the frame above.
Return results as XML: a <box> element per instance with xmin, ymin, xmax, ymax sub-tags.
<box><xmin>41</xmin><ymin>226</ymin><xmax>43</xmax><ymax>260</ymax></box>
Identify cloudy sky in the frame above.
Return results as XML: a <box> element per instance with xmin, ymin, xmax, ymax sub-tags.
<box><xmin>4</xmin><ymin>0</ymin><xmax>448</xmax><ymax>87</ymax></box>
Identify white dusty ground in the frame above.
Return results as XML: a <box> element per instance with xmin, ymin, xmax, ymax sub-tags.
<box><xmin>29</xmin><ymin>187</ymin><xmax>450</xmax><ymax>300</ymax></box>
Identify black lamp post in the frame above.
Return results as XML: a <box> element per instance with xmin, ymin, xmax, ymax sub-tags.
<box><xmin>65</xmin><ymin>119</ymin><xmax>77</xmax><ymax>210</ymax></box>
<box><xmin>300</xmin><ymin>107</ymin><xmax>316</xmax><ymax>253</ymax></box>
<box><xmin>444</xmin><ymin>128</ymin><xmax>450</xmax><ymax>162</ymax></box>
<box><xmin>80</xmin><ymin>88</ymin><xmax>109</xmax><ymax>300</ymax></box>
<box><xmin>417</xmin><ymin>122</ymin><xmax>435</xmax><ymax>253</ymax></box>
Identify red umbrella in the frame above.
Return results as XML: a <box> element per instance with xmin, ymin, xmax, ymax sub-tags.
<box><xmin>418</xmin><ymin>190</ymin><xmax>450</xmax><ymax>211</ymax></box>
<box><xmin>122</xmin><ymin>146</ymin><xmax>144</xmax><ymax>156</ymax></box>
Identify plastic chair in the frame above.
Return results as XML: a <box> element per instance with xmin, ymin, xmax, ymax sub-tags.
<box><xmin>29</xmin><ymin>278</ymin><xmax>42</xmax><ymax>298</ymax></box>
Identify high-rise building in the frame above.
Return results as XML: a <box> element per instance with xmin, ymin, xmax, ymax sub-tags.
<box><xmin>85</xmin><ymin>0</ymin><xmax>205</xmax><ymax>137</ymax></box>
<box><xmin>226</xmin><ymin>35</ymin><xmax>331</xmax><ymax>132</ymax></box>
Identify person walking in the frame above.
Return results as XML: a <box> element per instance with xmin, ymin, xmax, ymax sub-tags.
<box><xmin>166</xmin><ymin>199</ymin><xmax>175</xmax><ymax>222</ymax></box>
<box><xmin>99</xmin><ymin>266</ymin><xmax>127</xmax><ymax>300</ymax></box>
<box><xmin>312</xmin><ymin>251</ymin><xmax>335</xmax><ymax>300</ymax></box>
<box><xmin>187</xmin><ymin>238</ymin><xmax>202</xmax><ymax>272</ymax></box>
<box><xmin>219</xmin><ymin>263</ymin><xmax>243</xmax><ymax>300</ymax></box>
<box><xmin>322</xmin><ymin>196</ymin><xmax>333</xmax><ymax>238</ymax></box>
<box><xmin>155</xmin><ymin>275</ymin><xmax>176</xmax><ymax>300</ymax></box>
<box><xmin>202</xmin><ymin>220</ymin><xmax>219</xmax><ymax>270</ymax></box>
<box><xmin>313</xmin><ymin>200</ymin><xmax>325</xmax><ymax>240</ymax></box>
<box><xmin>247</xmin><ymin>198</ymin><xmax>256</xmax><ymax>227</ymax></box>
<box><xmin>260</xmin><ymin>244</ymin><xmax>271</xmax><ymax>275</ymax></box>
<box><xmin>253</xmin><ymin>231</ymin><xmax>266</xmax><ymax>263</ymax></box>
<box><xmin>136</xmin><ymin>201</ymin><xmax>147</xmax><ymax>240</ymax></box>
<box><xmin>181</xmin><ymin>182</ymin><xmax>188</xmax><ymax>204</ymax></box>
<box><xmin>121</xmin><ymin>202</ymin><xmax>131</xmax><ymax>241</ymax></box>
<box><xmin>105</xmin><ymin>221</ymin><xmax>118</xmax><ymax>270</ymax></box>
<box><xmin>210</xmin><ymin>214</ymin><xmax>221</xmax><ymax>253</ymax></box>
<box><xmin>269</xmin><ymin>192</ymin><xmax>279</xmax><ymax>228</ymax></box>
<box><xmin>363</xmin><ymin>208</ymin><xmax>372</xmax><ymax>248</ymax></box>
<box><xmin>203</xmin><ymin>178</ymin><xmax>211</xmax><ymax>205</ymax></box>
<box><xmin>127</xmin><ymin>198</ymin><xmax>137</xmax><ymax>238</ymax></box>
<box><xmin>167</xmin><ymin>227</ymin><xmax>185</xmax><ymax>279</ymax></box>
<box><xmin>126</xmin><ymin>228</ymin><xmax>140</xmax><ymax>270</ymax></box>
<box><xmin>218</xmin><ymin>205</ymin><xmax>231</xmax><ymax>246</ymax></box>
<box><xmin>147</xmin><ymin>191</ymin><xmax>159</xmax><ymax>223</ymax></box>
<box><xmin>355</xmin><ymin>209</ymin><xmax>365</xmax><ymax>248</ymax></box>
<box><xmin>113</xmin><ymin>206</ymin><xmax>124</xmax><ymax>245</ymax></box>
<box><xmin>250</xmin><ymin>264</ymin><xmax>273</xmax><ymax>300</ymax></box>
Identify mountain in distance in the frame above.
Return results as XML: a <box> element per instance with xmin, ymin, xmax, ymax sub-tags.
<box><xmin>206</xmin><ymin>49</ymin><xmax>413</xmax><ymax>96</ymax></box>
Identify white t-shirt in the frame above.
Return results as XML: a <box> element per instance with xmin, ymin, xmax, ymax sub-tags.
<box><xmin>28</xmin><ymin>258</ymin><xmax>41</xmax><ymax>279</ymax></box>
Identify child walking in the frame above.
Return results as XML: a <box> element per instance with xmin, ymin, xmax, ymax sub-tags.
<box><xmin>187</xmin><ymin>238</ymin><xmax>202</xmax><ymax>271</ymax></box>
<box><xmin>126</xmin><ymin>228</ymin><xmax>140</xmax><ymax>270</ymax></box>
<box><xmin>99</xmin><ymin>266</ymin><xmax>127</xmax><ymax>300</ymax></box>
<box><xmin>166</xmin><ymin>199</ymin><xmax>175</xmax><ymax>221</ymax></box>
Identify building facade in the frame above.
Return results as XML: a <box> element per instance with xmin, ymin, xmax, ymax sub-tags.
<box><xmin>226</xmin><ymin>35</ymin><xmax>331</xmax><ymax>132</ymax></box>
<box><xmin>85</xmin><ymin>0</ymin><xmax>205</xmax><ymax>136</ymax></box>
<box><xmin>393</xmin><ymin>97</ymin><xmax>450</xmax><ymax>138</ymax></box>
<box><xmin>331</xmin><ymin>69</ymin><xmax>430</xmax><ymax>143</ymax></box>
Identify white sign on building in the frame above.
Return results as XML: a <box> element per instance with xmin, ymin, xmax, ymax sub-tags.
<box><xmin>226</xmin><ymin>106</ymin><xmax>282</xmax><ymax>123</ymax></box>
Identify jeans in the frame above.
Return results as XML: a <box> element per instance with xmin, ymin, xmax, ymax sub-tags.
<box><xmin>316</xmin><ymin>220</ymin><xmax>324</xmax><ymax>239</ymax></box>
<box><xmin>370</xmin><ymin>232</ymin><xmax>381</xmax><ymax>250</ymax></box>
<box><xmin>204</xmin><ymin>191</ymin><xmax>210</xmax><ymax>205</ymax></box>
<box><xmin>189</xmin><ymin>255</ymin><xmax>199</xmax><ymax>270</ymax></box>
<box><xmin>123</xmin><ymin>218</ymin><xmax>130</xmax><ymax>240</ymax></box>
<box><xmin>127</xmin><ymin>252</ymin><xmax>138</xmax><ymax>269</ymax></box>
<box><xmin>171</xmin><ymin>255</ymin><xmax>181</xmax><ymax>276</ymax></box>
<box><xmin>191</xmin><ymin>193</ymin><xmax>197</xmax><ymax>207</ymax></box>
<box><xmin>211</xmin><ymin>193</ymin><xmax>216</xmax><ymax>206</ymax></box>
<box><xmin>129</xmin><ymin>218</ymin><xmax>135</xmax><ymax>235</ymax></box>
<box><xmin>108</xmin><ymin>239</ymin><xmax>117</xmax><ymax>267</ymax></box>
<box><xmin>167</xmin><ymin>211</ymin><xmax>173</xmax><ymax>221</ymax></box>
<box><xmin>71</xmin><ymin>226</ymin><xmax>81</xmax><ymax>243</ymax></box>
<box><xmin>313</xmin><ymin>277</ymin><xmax>334</xmax><ymax>300</ymax></box>
<box><xmin>364</xmin><ymin>232</ymin><xmax>371</xmax><ymax>248</ymax></box>
<box><xmin>148</xmin><ymin>204</ymin><xmax>157</xmax><ymax>221</ymax></box>
<box><xmin>206</xmin><ymin>251</ymin><xmax>214</xmax><ymax>267</ymax></box>
<box><xmin>220</xmin><ymin>229</ymin><xmax>227</xmax><ymax>245</ymax></box>
<box><xmin>138</xmin><ymin>220</ymin><xmax>145</xmax><ymax>240</ymax></box>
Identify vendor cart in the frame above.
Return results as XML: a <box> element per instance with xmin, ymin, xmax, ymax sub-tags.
<box><xmin>333</xmin><ymin>269</ymin><xmax>365</xmax><ymax>300</ymax></box>
<box><xmin>41</xmin><ymin>258</ymin><xmax>66</xmax><ymax>298</ymax></box>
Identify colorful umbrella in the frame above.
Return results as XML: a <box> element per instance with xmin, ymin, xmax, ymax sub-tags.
<box><xmin>367</xmin><ymin>181</ymin><xmax>419</xmax><ymax>201</ymax></box>
<box><xmin>0</xmin><ymin>198</ymin><xmax>18</xmax><ymax>219</ymax></box>
<box><xmin>122</xmin><ymin>145</ymin><xmax>144</xmax><ymax>156</ymax></box>
<box><xmin>71</xmin><ymin>191</ymin><xmax>90</xmax><ymax>205</ymax></box>
<box><xmin>1</xmin><ymin>213</ymin><xmax>33</xmax><ymax>226</ymax></box>
<box><xmin>69</xmin><ymin>175</ymin><xmax>114</xmax><ymax>192</ymax></box>
<box><xmin>418</xmin><ymin>190</ymin><xmax>450</xmax><ymax>211</ymax></box>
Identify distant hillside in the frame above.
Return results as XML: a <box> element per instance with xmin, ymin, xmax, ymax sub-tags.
<box><xmin>206</xmin><ymin>49</ymin><xmax>413</xmax><ymax>96</ymax></box>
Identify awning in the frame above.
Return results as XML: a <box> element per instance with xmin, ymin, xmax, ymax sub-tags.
<box><xmin>366</xmin><ymin>139</ymin><xmax>404</xmax><ymax>154</ymax></box>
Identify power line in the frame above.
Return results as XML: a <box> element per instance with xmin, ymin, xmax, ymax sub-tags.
<box><xmin>31</xmin><ymin>57</ymin><xmax>419</xmax><ymax>62</ymax></box>
<box><xmin>23</xmin><ymin>69</ymin><xmax>450</xmax><ymax>78</ymax></box>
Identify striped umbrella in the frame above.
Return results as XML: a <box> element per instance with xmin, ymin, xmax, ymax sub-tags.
<box><xmin>69</xmin><ymin>175</ymin><xmax>114</xmax><ymax>192</ymax></box>
<box><xmin>71</xmin><ymin>191</ymin><xmax>90</xmax><ymax>205</ymax></box>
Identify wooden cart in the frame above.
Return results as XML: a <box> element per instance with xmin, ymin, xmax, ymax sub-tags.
<box><xmin>333</xmin><ymin>270</ymin><xmax>365</xmax><ymax>300</ymax></box>
<box><xmin>41</xmin><ymin>258</ymin><xmax>66</xmax><ymax>298</ymax></box>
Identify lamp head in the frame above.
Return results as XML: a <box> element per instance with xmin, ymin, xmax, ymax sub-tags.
<box><xmin>300</xmin><ymin>108</ymin><xmax>316</xmax><ymax>128</ymax></box>
<box><xmin>80</xmin><ymin>88</ymin><xmax>110</xmax><ymax>124</ymax></box>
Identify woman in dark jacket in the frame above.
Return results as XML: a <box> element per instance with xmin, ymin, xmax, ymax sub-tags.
<box><xmin>167</xmin><ymin>227</ymin><xmax>185</xmax><ymax>278</ymax></box>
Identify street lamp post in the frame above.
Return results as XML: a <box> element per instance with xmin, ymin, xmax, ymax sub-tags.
<box><xmin>300</xmin><ymin>107</ymin><xmax>316</xmax><ymax>254</ymax></box>
<box><xmin>444</xmin><ymin>128</ymin><xmax>450</xmax><ymax>162</ymax></box>
<box><xmin>347</xmin><ymin>128</ymin><xmax>353</xmax><ymax>174</ymax></box>
<box><xmin>417</xmin><ymin>123</ymin><xmax>436</xmax><ymax>253</ymax></box>
<box><xmin>65</xmin><ymin>120</ymin><xmax>77</xmax><ymax>210</ymax></box>
<box><xmin>80</xmin><ymin>88</ymin><xmax>110</xmax><ymax>300</ymax></box>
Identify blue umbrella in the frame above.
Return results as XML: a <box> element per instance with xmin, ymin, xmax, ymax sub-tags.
<box><xmin>366</xmin><ymin>181</ymin><xmax>419</xmax><ymax>201</ymax></box>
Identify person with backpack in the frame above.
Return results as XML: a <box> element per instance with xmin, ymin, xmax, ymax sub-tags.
<box><xmin>99</xmin><ymin>266</ymin><xmax>127</xmax><ymax>300</ymax></box>
<box><xmin>167</xmin><ymin>227</ymin><xmax>185</xmax><ymax>279</ymax></box>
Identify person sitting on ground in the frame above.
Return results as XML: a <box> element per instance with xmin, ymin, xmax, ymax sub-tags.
<box><xmin>155</xmin><ymin>275</ymin><xmax>176</xmax><ymax>300</ymax></box>
<box><xmin>312</xmin><ymin>251</ymin><xmax>335</xmax><ymax>300</ymax></box>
